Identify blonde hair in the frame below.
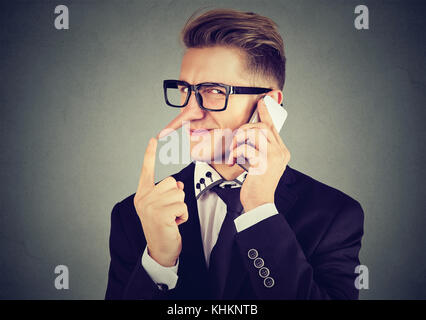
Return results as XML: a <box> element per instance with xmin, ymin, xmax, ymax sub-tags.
<box><xmin>181</xmin><ymin>9</ymin><xmax>286</xmax><ymax>90</ymax></box>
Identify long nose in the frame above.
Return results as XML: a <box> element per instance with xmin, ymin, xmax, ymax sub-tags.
<box><xmin>157</xmin><ymin>90</ymin><xmax>206</xmax><ymax>138</ymax></box>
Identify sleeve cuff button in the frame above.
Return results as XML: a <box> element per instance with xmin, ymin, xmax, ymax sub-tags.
<box><xmin>259</xmin><ymin>267</ymin><xmax>270</xmax><ymax>278</ymax></box>
<box><xmin>254</xmin><ymin>257</ymin><xmax>264</xmax><ymax>268</ymax></box>
<box><xmin>264</xmin><ymin>277</ymin><xmax>275</xmax><ymax>288</ymax></box>
<box><xmin>248</xmin><ymin>248</ymin><xmax>258</xmax><ymax>259</ymax></box>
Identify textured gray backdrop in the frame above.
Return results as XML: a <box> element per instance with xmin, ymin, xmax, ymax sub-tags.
<box><xmin>0</xmin><ymin>0</ymin><xmax>425</xmax><ymax>299</ymax></box>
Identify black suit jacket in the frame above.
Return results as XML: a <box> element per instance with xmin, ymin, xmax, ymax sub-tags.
<box><xmin>105</xmin><ymin>162</ymin><xmax>364</xmax><ymax>299</ymax></box>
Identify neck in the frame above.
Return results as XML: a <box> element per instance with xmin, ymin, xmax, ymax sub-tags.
<box><xmin>210</xmin><ymin>162</ymin><xmax>245</xmax><ymax>181</ymax></box>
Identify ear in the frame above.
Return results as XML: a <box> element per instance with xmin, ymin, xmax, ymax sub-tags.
<box><xmin>265</xmin><ymin>90</ymin><xmax>283</xmax><ymax>105</ymax></box>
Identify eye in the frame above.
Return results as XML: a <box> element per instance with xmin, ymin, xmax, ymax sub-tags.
<box><xmin>204</xmin><ymin>87</ymin><xmax>225</xmax><ymax>95</ymax></box>
<box><xmin>178</xmin><ymin>86</ymin><xmax>188</xmax><ymax>93</ymax></box>
<box><xmin>211</xmin><ymin>88</ymin><xmax>225</xmax><ymax>94</ymax></box>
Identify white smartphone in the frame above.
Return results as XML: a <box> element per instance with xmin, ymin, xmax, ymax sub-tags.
<box><xmin>237</xmin><ymin>95</ymin><xmax>288</xmax><ymax>171</ymax></box>
<box><xmin>249</xmin><ymin>95</ymin><xmax>288</xmax><ymax>132</ymax></box>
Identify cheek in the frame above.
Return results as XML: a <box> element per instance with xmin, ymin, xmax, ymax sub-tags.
<box><xmin>217</xmin><ymin>98</ymin><xmax>255</xmax><ymax>129</ymax></box>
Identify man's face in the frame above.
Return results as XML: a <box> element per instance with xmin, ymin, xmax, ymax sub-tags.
<box><xmin>178</xmin><ymin>46</ymin><xmax>260</xmax><ymax>162</ymax></box>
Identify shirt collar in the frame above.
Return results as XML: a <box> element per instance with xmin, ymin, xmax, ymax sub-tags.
<box><xmin>194</xmin><ymin>161</ymin><xmax>247</xmax><ymax>200</ymax></box>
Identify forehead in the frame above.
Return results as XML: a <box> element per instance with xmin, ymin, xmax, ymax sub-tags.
<box><xmin>179</xmin><ymin>46</ymin><xmax>250</xmax><ymax>86</ymax></box>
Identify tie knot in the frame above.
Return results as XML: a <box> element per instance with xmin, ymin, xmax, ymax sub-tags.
<box><xmin>211</xmin><ymin>185</ymin><xmax>243</xmax><ymax>218</ymax></box>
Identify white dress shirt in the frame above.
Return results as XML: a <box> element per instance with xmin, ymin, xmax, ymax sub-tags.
<box><xmin>141</xmin><ymin>161</ymin><xmax>279</xmax><ymax>290</ymax></box>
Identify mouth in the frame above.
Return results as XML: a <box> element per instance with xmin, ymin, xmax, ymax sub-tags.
<box><xmin>189</xmin><ymin>128</ymin><xmax>214</xmax><ymax>136</ymax></box>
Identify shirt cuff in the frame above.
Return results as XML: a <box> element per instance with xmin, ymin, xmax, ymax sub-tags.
<box><xmin>234</xmin><ymin>203</ymin><xmax>278</xmax><ymax>233</ymax></box>
<box><xmin>141</xmin><ymin>245</ymin><xmax>179</xmax><ymax>290</ymax></box>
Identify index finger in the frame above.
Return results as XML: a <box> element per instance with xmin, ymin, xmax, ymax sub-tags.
<box><xmin>257</xmin><ymin>96</ymin><xmax>274</xmax><ymax>128</ymax></box>
<box><xmin>137</xmin><ymin>137</ymin><xmax>157</xmax><ymax>196</ymax></box>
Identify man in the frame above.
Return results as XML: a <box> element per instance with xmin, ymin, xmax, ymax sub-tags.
<box><xmin>105</xmin><ymin>9</ymin><xmax>364</xmax><ymax>300</ymax></box>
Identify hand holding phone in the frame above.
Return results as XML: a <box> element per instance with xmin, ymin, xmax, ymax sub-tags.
<box><xmin>237</xmin><ymin>95</ymin><xmax>288</xmax><ymax>171</ymax></box>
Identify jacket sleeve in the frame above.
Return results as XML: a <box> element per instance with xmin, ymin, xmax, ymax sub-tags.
<box><xmin>105</xmin><ymin>202</ymin><xmax>172</xmax><ymax>300</ymax></box>
<box><xmin>235</xmin><ymin>198</ymin><xmax>364</xmax><ymax>300</ymax></box>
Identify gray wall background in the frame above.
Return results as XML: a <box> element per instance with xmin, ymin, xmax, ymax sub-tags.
<box><xmin>0</xmin><ymin>0</ymin><xmax>425</xmax><ymax>299</ymax></box>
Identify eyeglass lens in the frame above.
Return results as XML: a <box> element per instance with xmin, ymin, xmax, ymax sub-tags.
<box><xmin>166</xmin><ymin>83</ymin><xmax>227</xmax><ymax>110</ymax></box>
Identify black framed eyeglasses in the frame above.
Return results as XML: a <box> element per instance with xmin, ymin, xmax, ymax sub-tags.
<box><xmin>163</xmin><ymin>79</ymin><xmax>272</xmax><ymax>111</ymax></box>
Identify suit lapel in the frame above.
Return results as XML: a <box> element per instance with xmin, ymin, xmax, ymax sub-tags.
<box><xmin>274</xmin><ymin>165</ymin><xmax>298</xmax><ymax>217</ymax></box>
